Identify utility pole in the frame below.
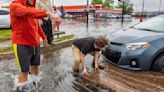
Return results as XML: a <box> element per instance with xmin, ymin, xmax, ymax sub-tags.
<box><xmin>159</xmin><ymin>0</ymin><xmax>162</xmax><ymax>14</ymax></box>
<box><xmin>118</xmin><ymin>0</ymin><xmax>130</xmax><ymax>26</ymax></box>
<box><xmin>118</xmin><ymin>0</ymin><xmax>126</xmax><ymax>26</ymax></box>
<box><xmin>121</xmin><ymin>2</ymin><xmax>125</xmax><ymax>26</ymax></box>
<box><xmin>86</xmin><ymin>0</ymin><xmax>89</xmax><ymax>28</ymax></box>
<box><xmin>51</xmin><ymin>0</ymin><xmax>54</xmax><ymax>6</ymax></box>
<box><xmin>141</xmin><ymin>0</ymin><xmax>144</xmax><ymax>16</ymax></box>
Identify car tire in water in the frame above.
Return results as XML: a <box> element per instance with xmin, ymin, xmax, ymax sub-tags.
<box><xmin>153</xmin><ymin>54</ymin><xmax>164</xmax><ymax>73</ymax></box>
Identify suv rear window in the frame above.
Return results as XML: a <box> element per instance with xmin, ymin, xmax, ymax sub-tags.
<box><xmin>0</xmin><ymin>10</ymin><xmax>9</xmax><ymax>15</ymax></box>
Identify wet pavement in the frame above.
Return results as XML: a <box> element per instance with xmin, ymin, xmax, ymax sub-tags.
<box><xmin>1</xmin><ymin>18</ymin><xmax>163</xmax><ymax>92</ymax></box>
<box><xmin>60</xmin><ymin>18</ymin><xmax>135</xmax><ymax>38</ymax></box>
<box><xmin>0</xmin><ymin>18</ymin><xmax>135</xmax><ymax>47</ymax></box>
<box><xmin>1</xmin><ymin>47</ymin><xmax>164</xmax><ymax>92</ymax></box>
<box><xmin>83</xmin><ymin>60</ymin><xmax>164</xmax><ymax>92</ymax></box>
<box><xmin>0</xmin><ymin>47</ymin><xmax>109</xmax><ymax>92</ymax></box>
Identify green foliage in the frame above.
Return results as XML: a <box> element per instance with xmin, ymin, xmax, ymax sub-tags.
<box><xmin>0</xmin><ymin>34</ymin><xmax>75</xmax><ymax>53</ymax></box>
<box><xmin>102</xmin><ymin>0</ymin><xmax>114</xmax><ymax>9</ymax></box>
<box><xmin>0</xmin><ymin>46</ymin><xmax>12</xmax><ymax>53</ymax></box>
<box><xmin>118</xmin><ymin>3</ymin><xmax>134</xmax><ymax>14</ymax></box>
<box><xmin>0</xmin><ymin>29</ymin><xmax>11</xmax><ymax>40</ymax></box>
<box><xmin>127</xmin><ymin>4</ymin><xmax>134</xmax><ymax>14</ymax></box>
<box><xmin>91</xmin><ymin>0</ymin><xmax>103</xmax><ymax>5</ymax></box>
<box><xmin>53</xmin><ymin>34</ymin><xmax>75</xmax><ymax>43</ymax></box>
<box><xmin>91</xmin><ymin>0</ymin><xmax>115</xmax><ymax>9</ymax></box>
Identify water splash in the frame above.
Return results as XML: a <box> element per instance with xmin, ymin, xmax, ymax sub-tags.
<box><xmin>12</xmin><ymin>72</ymin><xmax>44</xmax><ymax>92</ymax></box>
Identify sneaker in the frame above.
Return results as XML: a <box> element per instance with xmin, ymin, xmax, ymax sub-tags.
<box><xmin>14</xmin><ymin>82</ymin><xmax>29</xmax><ymax>92</ymax></box>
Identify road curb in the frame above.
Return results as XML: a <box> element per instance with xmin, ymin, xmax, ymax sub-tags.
<box><xmin>0</xmin><ymin>35</ymin><xmax>78</xmax><ymax>60</ymax></box>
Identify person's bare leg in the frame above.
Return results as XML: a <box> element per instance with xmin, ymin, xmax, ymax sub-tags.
<box><xmin>53</xmin><ymin>25</ymin><xmax>56</xmax><ymax>32</ymax></box>
<box><xmin>56</xmin><ymin>22</ymin><xmax>60</xmax><ymax>32</ymax></box>
<box><xmin>53</xmin><ymin>21</ymin><xmax>57</xmax><ymax>32</ymax></box>
<box><xmin>72</xmin><ymin>45</ymin><xmax>81</xmax><ymax>72</ymax></box>
<box><xmin>57</xmin><ymin>24</ymin><xmax>59</xmax><ymax>32</ymax></box>
<box><xmin>54</xmin><ymin>25</ymin><xmax>57</xmax><ymax>32</ymax></box>
<box><xmin>19</xmin><ymin>72</ymin><xmax>28</xmax><ymax>83</ymax></box>
<box><xmin>30</xmin><ymin>65</ymin><xmax>38</xmax><ymax>75</ymax></box>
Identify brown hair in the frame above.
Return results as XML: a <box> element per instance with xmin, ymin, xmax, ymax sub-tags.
<box><xmin>53</xmin><ymin>6</ymin><xmax>57</xmax><ymax>10</ymax></box>
<box><xmin>95</xmin><ymin>36</ymin><xmax>110</xmax><ymax>48</ymax></box>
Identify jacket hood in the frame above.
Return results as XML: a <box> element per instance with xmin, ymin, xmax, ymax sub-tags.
<box><xmin>15</xmin><ymin>0</ymin><xmax>36</xmax><ymax>7</ymax></box>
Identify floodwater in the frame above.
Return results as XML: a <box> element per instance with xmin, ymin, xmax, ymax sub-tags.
<box><xmin>0</xmin><ymin>47</ymin><xmax>109</xmax><ymax>92</ymax></box>
<box><xmin>2</xmin><ymin>18</ymin><xmax>162</xmax><ymax>92</ymax></box>
<box><xmin>56</xmin><ymin>18</ymin><xmax>135</xmax><ymax>38</ymax></box>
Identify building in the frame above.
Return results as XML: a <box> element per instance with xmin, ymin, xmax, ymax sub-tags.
<box><xmin>60</xmin><ymin>5</ymin><xmax>122</xmax><ymax>18</ymax></box>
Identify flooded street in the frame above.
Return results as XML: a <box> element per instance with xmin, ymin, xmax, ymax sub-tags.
<box><xmin>58</xmin><ymin>18</ymin><xmax>134</xmax><ymax>38</ymax></box>
<box><xmin>1</xmin><ymin>18</ymin><xmax>163</xmax><ymax>92</ymax></box>
<box><xmin>0</xmin><ymin>47</ymin><xmax>109</xmax><ymax>92</ymax></box>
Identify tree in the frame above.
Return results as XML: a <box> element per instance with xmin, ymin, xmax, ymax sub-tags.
<box><xmin>118</xmin><ymin>3</ymin><xmax>134</xmax><ymax>14</ymax></box>
<box><xmin>127</xmin><ymin>4</ymin><xmax>134</xmax><ymax>14</ymax></box>
<box><xmin>91</xmin><ymin>0</ymin><xmax>103</xmax><ymax>5</ymax></box>
<box><xmin>102</xmin><ymin>0</ymin><xmax>114</xmax><ymax>9</ymax></box>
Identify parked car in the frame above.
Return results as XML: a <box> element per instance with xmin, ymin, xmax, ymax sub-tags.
<box><xmin>98</xmin><ymin>13</ymin><xmax>106</xmax><ymax>18</ymax></box>
<box><xmin>0</xmin><ymin>8</ymin><xmax>10</xmax><ymax>28</ymax></box>
<box><xmin>116</xmin><ymin>15</ymin><xmax>132</xmax><ymax>19</ymax></box>
<box><xmin>106</xmin><ymin>14</ymin><xmax>117</xmax><ymax>19</ymax></box>
<box><xmin>103</xmin><ymin>15</ymin><xmax>164</xmax><ymax>73</ymax></box>
<box><xmin>64</xmin><ymin>13</ymin><xmax>73</xmax><ymax>19</ymax></box>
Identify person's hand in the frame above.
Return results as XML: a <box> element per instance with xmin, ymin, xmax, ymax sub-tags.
<box><xmin>94</xmin><ymin>64</ymin><xmax>99</xmax><ymax>71</ymax></box>
<box><xmin>81</xmin><ymin>68</ymin><xmax>88</xmax><ymax>75</ymax></box>
<box><xmin>43</xmin><ymin>39</ymin><xmax>48</xmax><ymax>47</ymax></box>
<box><xmin>46</xmin><ymin>12</ymin><xmax>61</xmax><ymax>22</ymax></box>
<box><xmin>51</xmin><ymin>14</ymin><xmax>61</xmax><ymax>21</ymax></box>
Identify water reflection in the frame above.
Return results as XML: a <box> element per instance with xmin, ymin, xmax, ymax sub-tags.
<box><xmin>0</xmin><ymin>19</ymin><xmax>137</xmax><ymax>92</ymax></box>
<box><xmin>61</xmin><ymin>18</ymin><xmax>132</xmax><ymax>38</ymax></box>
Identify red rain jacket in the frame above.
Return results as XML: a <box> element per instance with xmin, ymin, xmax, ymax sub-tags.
<box><xmin>10</xmin><ymin>0</ymin><xmax>47</xmax><ymax>46</ymax></box>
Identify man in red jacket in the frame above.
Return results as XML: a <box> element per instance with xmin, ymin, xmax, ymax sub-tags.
<box><xmin>10</xmin><ymin>0</ymin><xmax>60</xmax><ymax>84</ymax></box>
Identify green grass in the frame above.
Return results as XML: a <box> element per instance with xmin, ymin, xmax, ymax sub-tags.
<box><xmin>0</xmin><ymin>29</ymin><xmax>12</xmax><ymax>40</ymax></box>
<box><xmin>0</xmin><ymin>46</ymin><xmax>13</xmax><ymax>53</ymax></box>
<box><xmin>0</xmin><ymin>34</ymin><xmax>75</xmax><ymax>53</ymax></box>
<box><xmin>53</xmin><ymin>34</ymin><xmax>75</xmax><ymax>43</ymax></box>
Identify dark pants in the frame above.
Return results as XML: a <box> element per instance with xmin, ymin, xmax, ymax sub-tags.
<box><xmin>13</xmin><ymin>44</ymin><xmax>40</xmax><ymax>72</ymax></box>
<box><xmin>41</xmin><ymin>18</ymin><xmax>53</xmax><ymax>44</ymax></box>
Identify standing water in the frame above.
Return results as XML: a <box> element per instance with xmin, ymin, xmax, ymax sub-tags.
<box><xmin>0</xmin><ymin>18</ymin><xmax>134</xmax><ymax>92</ymax></box>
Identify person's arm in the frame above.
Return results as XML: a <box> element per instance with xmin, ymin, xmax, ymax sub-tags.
<box><xmin>80</xmin><ymin>52</ymin><xmax>88</xmax><ymax>75</ymax></box>
<box><xmin>10</xmin><ymin>3</ymin><xmax>47</xmax><ymax>18</ymax></box>
<box><xmin>10</xmin><ymin>3</ymin><xmax>60</xmax><ymax>20</ymax></box>
<box><xmin>1</xmin><ymin>5</ymin><xmax>10</xmax><ymax>8</ymax></box>
<box><xmin>94</xmin><ymin>51</ymin><xmax>101</xmax><ymax>70</ymax></box>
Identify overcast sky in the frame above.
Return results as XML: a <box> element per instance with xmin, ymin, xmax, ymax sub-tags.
<box><xmin>130</xmin><ymin>0</ymin><xmax>164</xmax><ymax>12</ymax></box>
<box><xmin>0</xmin><ymin>0</ymin><xmax>164</xmax><ymax>12</ymax></box>
<box><xmin>53</xmin><ymin>0</ymin><xmax>164</xmax><ymax>12</ymax></box>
